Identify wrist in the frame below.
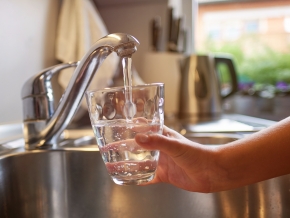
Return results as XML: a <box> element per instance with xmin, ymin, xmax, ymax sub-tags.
<box><xmin>206</xmin><ymin>146</ymin><xmax>232</xmax><ymax>192</ymax></box>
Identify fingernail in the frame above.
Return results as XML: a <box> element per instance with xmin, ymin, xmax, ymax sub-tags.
<box><xmin>137</xmin><ymin>134</ymin><xmax>150</xmax><ymax>143</ymax></box>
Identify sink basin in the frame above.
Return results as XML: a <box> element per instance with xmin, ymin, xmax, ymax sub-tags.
<box><xmin>184</xmin><ymin>132</ymin><xmax>243</xmax><ymax>145</ymax></box>
<box><xmin>0</xmin><ymin>114</ymin><xmax>289</xmax><ymax>217</ymax></box>
<box><xmin>0</xmin><ymin>146</ymin><xmax>290</xmax><ymax>217</ymax></box>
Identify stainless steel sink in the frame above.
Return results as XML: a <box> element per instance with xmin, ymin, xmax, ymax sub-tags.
<box><xmin>0</xmin><ymin>147</ymin><xmax>290</xmax><ymax>218</ymax></box>
<box><xmin>185</xmin><ymin>132</ymin><xmax>243</xmax><ymax>145</ymax></box>
<box><xmin>0</xmin><ymin>115</ymin><xmax>289</xmax><ymax>217</ymax></box>
<box><xmin>1</xmin><ymin>128</ymin><xmax>290</xmax><ymax>218</ymax></box>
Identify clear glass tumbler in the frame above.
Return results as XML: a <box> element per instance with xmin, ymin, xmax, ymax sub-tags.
<box><xmin>85</xmin><ymin>83</ymin><xmax>164</xmax><ymax>185</ymax></box>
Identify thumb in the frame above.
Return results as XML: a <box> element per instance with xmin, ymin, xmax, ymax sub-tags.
<box><xmin>135</xmin><ymin>133</ymin><xmax>189</xmax><ymax>158</ymax></box>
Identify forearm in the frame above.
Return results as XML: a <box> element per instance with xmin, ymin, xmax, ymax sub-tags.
<box><xmin>212</xmin><ymin>117</ymin><xmax>290</xmax><ymax>192</ymax></box>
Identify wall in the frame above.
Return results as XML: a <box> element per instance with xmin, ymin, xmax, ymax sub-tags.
<box><xmin>97</xmin><ymin>2</ymin><xmax>168</xmax><ymax>73</ymax></box>
<box><xmin>96</xmin><ymin>0</ymin><xmax>197</xmax><ymax>73</ymax></box>
<box><xmin>0</xmin><ymin>0</ymin><xmax>60</xmax><ymax>124</ymax></box>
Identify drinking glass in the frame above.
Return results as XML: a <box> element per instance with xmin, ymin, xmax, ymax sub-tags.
<box><xmin>85</xmin><ymin>83</ymin><xmax>164</xmax><ymax>185</ymax></box>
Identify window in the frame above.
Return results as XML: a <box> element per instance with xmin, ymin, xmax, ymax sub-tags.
<box><xmin>197</xmin><ymin>0</ymin><xmax>290</xmax><ymax>95</ymax></box>
<box><xmin>244</xmin><ymin>20</ymin><xmax>259</xmax><ymax>33</ymax></box>
<box><xmin>284</xmin><ymin>17</ymin><xmax>290</xmax><ymax>33</ymax></box>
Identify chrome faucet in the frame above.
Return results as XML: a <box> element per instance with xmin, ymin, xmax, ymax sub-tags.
<box><xmin>21</xmin><ymin>33</ymin><xmax>140</xmax><ymax>149</ymax></box>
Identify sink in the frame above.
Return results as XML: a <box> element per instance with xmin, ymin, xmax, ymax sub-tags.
<box><xmin>1</xmin><ymin>143</ymin><xmax>290</xmax><ymax>217</ymax></box>
<box><xmin>0</xmin><ymin>148</ymin><xmax>290</xmax><ymax>218</ymax></box>
<box><xmin>184</xmin><ymin>132</ymin><xmax>243</xmax><ymax>145</ymax></box>
<box><xmin>1</xmin><ymin>115</ymin><xmax>289</xmax><ymax>217</ymax></box>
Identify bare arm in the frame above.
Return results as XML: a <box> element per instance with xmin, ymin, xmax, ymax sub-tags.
<box><xmin>135</xmin><ymin>117</ymin><xmax>290</xmax><ymax>192</ymax></box>
<box><xmin>215</xmin><ymin>116</ymin><xmax>290</xmax><ymax>191</ymax></box>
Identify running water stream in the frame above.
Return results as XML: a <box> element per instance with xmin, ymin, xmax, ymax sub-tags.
<box><xmin>122</xmin><ymin>57</ymin><xmax>136</xmax><ymax>122</ymax></box>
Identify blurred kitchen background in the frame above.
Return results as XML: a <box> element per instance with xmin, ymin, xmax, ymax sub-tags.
<box><xmin>197</xmin><ymin>0</ymin><xmax>290</xmax><ymax>122</ymax></box>
<box><xmin>0</xmin><ymin>0</ymin><xmax>290</xmax><ymax>124</ymax></box>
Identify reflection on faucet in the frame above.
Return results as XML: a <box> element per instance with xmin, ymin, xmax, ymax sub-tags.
<box><xmin>21</xmin><ymin>33</ymin><xmax>140</xmax><ymax>149</ymax></box>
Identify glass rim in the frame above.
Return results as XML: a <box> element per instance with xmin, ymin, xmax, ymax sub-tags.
<box><xmin>85</xmin><ymin>83</ymin><xmax>164</xmax><ymax>95</ymax></box>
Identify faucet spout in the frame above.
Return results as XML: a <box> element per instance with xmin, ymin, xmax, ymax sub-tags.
<box><xmin>22</xmin><ymin>33</ymin><xmax>140</xmax><ymax>149</ymax></box>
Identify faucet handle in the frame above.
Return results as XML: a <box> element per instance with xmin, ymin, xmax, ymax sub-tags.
<box><xmin>21</xmin><ymin>62</ymin><xmax>78</xmax><ymax>121</ymax></box>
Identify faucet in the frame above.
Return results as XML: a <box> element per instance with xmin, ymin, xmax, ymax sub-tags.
<box><xmin>21</xmin><ymin>33</ymin><xmax>140</xmax><ymax>150</ymax></box>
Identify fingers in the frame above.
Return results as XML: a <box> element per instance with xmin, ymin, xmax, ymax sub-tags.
<box><xmin>162</xmin><ymin>126</ymin><xmax>186</xmax><ymax>140</ymax></box>
<box><xmin>130</xmin><ymin>117</ymin><xmax>162</xmax><ymax>133</ymax></box>
<box><xmin>135</xmin><ymin>131</ymin><xmax>190</xmax><ymax>158</ymax></box>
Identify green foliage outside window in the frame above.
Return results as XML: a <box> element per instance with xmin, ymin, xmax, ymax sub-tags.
<box><xmin>201</xmin><ymin>37</ymin><xmax>290</xmax><ymax>92</ymax></box>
